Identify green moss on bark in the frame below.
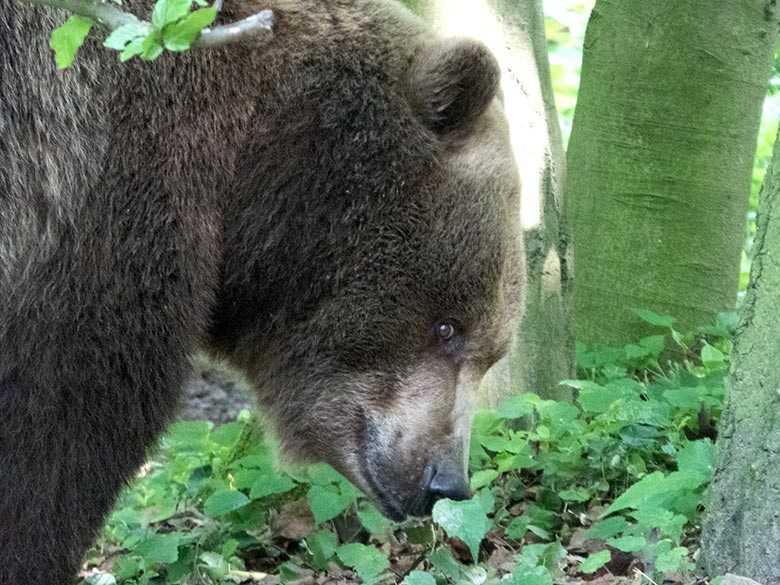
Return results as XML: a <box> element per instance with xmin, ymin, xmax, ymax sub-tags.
<box><xmin>567</xmin><ymin>0</ymin><xmax>778</xmax><ymax>346</ymax></box>
<box><xmin>701</xmin><ymin>127</ymin><xmax>780</xmax><ymax>583</ymax></box>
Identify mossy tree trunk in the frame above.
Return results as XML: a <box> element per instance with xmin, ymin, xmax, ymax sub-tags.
<box><xmin>700</xmin><ymin>129</ymin><xmax>780</xmax><ymax>584</ymax></box>
<box><xmin>566</xmin><ymin>0</ymin><xmax>779</xmax><ymax>347</ymax></box>
<box><xmin>411</xmin><ymin>0</ymin><xmax>573</xmax><ymax>400</ymax></box>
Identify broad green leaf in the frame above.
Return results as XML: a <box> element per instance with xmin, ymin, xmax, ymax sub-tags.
<box><xmin>357</xmin><ymin>502</ymin><xmax>394</xmax><ymax>534</ymax></box>
<box><xmin>163</xmin><ymin>7</ymin><xmax>217</xmax><ymax>51</ymax></box>
<box><xmin>653</xmin><ymin>542</ymin><xmax>694</xmax><ymax>573</ymax></box>
<box><xmin>211</xmin><ymin>421</ymin><xmax>243</xmax><ymax>447</ymax></box>
<box><xmin>470</xmin><ymin>469</ymin><xmax>498</xmax><ymax>490</ymax></box>
<box><xmin>199</xmin><ymin>551</ymin><xmax>229</xmax><ymax>578</ymax></box>
<box><xmin>630</xmin><ymin>308</ymin><xmax>676</xmax><ymax>327</ymax></box>
<box><xmin>577</xmin><ymin>385</ymin><xmax>623</xmax><ymax>413</ymax></box>
<box><xmin>152</xmin><ymin>0</ymin><xmax>192</xmax><ymax>28</ymax></box>
<box><xmin>401</xmin><ymin>571</ymin><xmax>437</xmax><ymax>585</ymax></box>
<box><xmin>505</xmin><ymin>515</ymin><xmax>530</xmax><ymax>539</ymax></box>
<box><xmin>432</xmin><ymin>498</ymin><xmax>491</xmax><ymax>562</ymax></box>
<box><xmin>429</xmin><ymin>548</ymin><xmax>462</xmax><ymax>582</ymax></box>
<box><xmin>603</xmin><ymin>470</ymin><xmax>706</xmax><ymax>516</ymax></box>
<box><xmin>558</xmin><ymin>487</ymin><xmax>590</xmax><ymax>502</ymax></box>
<box><xmin>496</xmin><ymin>395</ymin><xmax>534</xmax><ymax>419</ymax></box>
<box><xmin>165</xmin><ymin>420</ymin><xmax>212</xmax><ymax>447</ymax></box>
<box><xmin>204</xmin><ymin>489</ymin><xmax>250</xmax><ymax>517</ymax></box>
<box><xmin>336</xmin><ymin>543</ymin><xmax>390</xmax><ymax>585</ymax></box>
<box><xmin>515</xmin><ymin>542</ymin><xmax>567</xmax><ymax>572</ymax></box>
<box><xmin>639</xmin><ymin>335</ymin><xmax>666</xmax><ymax>355</ymax></box>
<box><xmin>505</xmin><ymin>565</ymin><xmax>553</xmax><ymax>585</ymax></box>
<box><xmin>119</xmin><ymin>38</ymin><xmax>145</xmax><ymax>62</ymax></box>
<box><xmin>307</xmin><ymin>485</ymin><xmax>351</xmax><ymax>524</ymax></box>
<box><xmin>50</xmin><ymin>16</ymin><xmax>93</xmax><ymax>69</ymax></box>
<box><xmin>580</xmin><ymin>550</ymin><xmax>611</xmax><ymax>573</ymax></box>
<box><xmin>84</xmin><ymin>574</ymin><xmax>117</xmax><ymax>585</ymax></box>
<box><xmin>306</xmin><ymin>464</ymin><xmax>345</xmax><ymax>485</ymax></box>
<box><xmin>134</xmin><ymin>533</ymin><xmax>180</xmax><ymax>564</ymax></box>
<box><xmin>607</xmin><ymin>535</ymin><xmax>647</xmax><ymax>552</ymax></box>
<box><xmin>676</xmin><ymin>439</ymin><xmax>713</xmax><ymax>479</ymax></box>
<box><xmin>560</xmin><ymin>379</ymin><xmax>603</xmax><ymax>391</ymax></box>
<box><xmin>140</xmin><ymin>34</ymin><xmax>164</xmax><ymax>60</ymax></box>
<box><xmin>249</xmin><ymin>472</ymin><xmax>296</xmax><ymax>500</ymax></box>
<box><xmin>306</xmin><ymin>529</ymin><xmax>338</xmax><ymax>571</ymax></box>
<box><xmin>104</xmin><ymin>22</ymin><xmax>153</xmax><ymax>50</ymax></box>
<box><xmin>662</xmin><ymin>387</ymin><xmax>701</xmax><ymax>408</ymax></box>
<box><xmin>701</xmin><ymin>343</ymin><xmax>725</xmax><ymax>367</ymax></box>
<box><xmin>585</xmin><ymin>516</ymin><xmax>628</xmax><ymax>539</ymax></box>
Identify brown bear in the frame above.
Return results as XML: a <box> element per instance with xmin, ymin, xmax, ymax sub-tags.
<box><xmin>0</xmin><ymin>0</ymin><xmax>522</xmax><ymax>582</ymax></box>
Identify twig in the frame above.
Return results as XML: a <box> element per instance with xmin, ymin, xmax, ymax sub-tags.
<box><xmin>21</xmin><ymin>0</ymin><xmax>273</xmax><ymax>48</ymax></box>
<box><xmin>195</xmin><ymin>9</ymin><xmax>272</xmax><ymax>48</ymax></box>
<box><xmin>25</xmin><ymin>0</ymin><xmax>140</xmax><ymax>28</ymax></box>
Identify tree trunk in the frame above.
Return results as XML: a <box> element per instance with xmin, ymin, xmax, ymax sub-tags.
<box><xmin>700</xmin><ymin>128</ymin><xmax>780</xmax><ymax>584</ymax></box>
<box><xmin>411</xmin><ymin>0</ymin><xmax>573</xmax><ymax>399</ymax></box>
<box><xmin>566</xmin><ymin>0</ymin><xmax>778</xmax><ymax>347</ymax></box>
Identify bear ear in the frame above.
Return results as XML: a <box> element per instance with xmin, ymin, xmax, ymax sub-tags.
<box><xmin>405</xmin><ymin>38</ymin><xmax>501</xmax><ymax>133</ymax></box>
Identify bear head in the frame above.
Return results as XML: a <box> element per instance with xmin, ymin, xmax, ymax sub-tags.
<box><xmin>213</xmin><ymin>22</ymin><xmax>521</xmax><ymax>520</ymax></box>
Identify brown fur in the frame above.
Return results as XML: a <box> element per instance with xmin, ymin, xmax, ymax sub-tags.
<box><xmin>0</xmin><ymin>1</ymin><xmax>521</xmax><ymax>582</ymax></box>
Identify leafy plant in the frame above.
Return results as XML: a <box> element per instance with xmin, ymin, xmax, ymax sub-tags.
<box><xmin>50</xmin><ymin>0</ymin><xmax>216</xmax><ymax>68</ymax></box>
<box><xmin>82</xmin><ymin>312</ymin><xmax>732</xmax><ymax>584</ymax></box>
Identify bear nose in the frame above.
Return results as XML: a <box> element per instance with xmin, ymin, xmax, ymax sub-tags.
<box><xmin>427</xmin><ymin>463</ymin><xmax>471</xmax><ymax>502</ymax></box>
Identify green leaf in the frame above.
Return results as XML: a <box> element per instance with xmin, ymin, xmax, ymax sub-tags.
<box><xmin>653</xmin><ymin>542</ymin><xmax>693</xmax><ymax>573</ymax></box>
<box><xmin>84</xmin><ymin>574</ymin><xmax>117</xmax><ymax>585</ymax></box>
<box><xmin>630</xmin><ymin>308</ymin><xmax>676</xmax><ymax>328</ymax></box>
<box><xmin>580</xmin><ymin>549</ymin><xmax>611</xmax><ymax>573</ymax></box>
<box><xmin>401</xmin><ymin>571</ymin><xmax>437</xmax><ymax>585</ymax></box>
<box><xmin>140</xmin><ymin>34</ymin><xmax>164</xmax><ymax>60</ymax></box>
<box><xmin>249</xmin><ymin>472</ymin><xmax>296</xmax><ymax>500</ymax></box>
<box><xmin>199</xmin><ymin>551</ymin><xmax>229</xmax><ymax>579</ymax></box>
<box><xmin>133</xmin><ymin>533</ymin><xmax>180</xmax><ymax>564</ymax></box>
<box><xmin>662</xmin><ymin>387</ymin><xmax>701</xmax><ymax>408</ymax></box>
<box><xmin>505</xmin><ymin>515</ymin><xmax>530</xmax><ymax>539</ymax></box>
<box><xmin>432</xmin><ymin>498</ymin><xmax>491</xmax><ymax>562</ymax></box>
<box><xmin>163</xmin><ymin>7</ymin><xmax>217</xmax><ymax>51</ymax></box>
<box><xmin>676</xmin><ymin>439</ymin><xmax>713</xmax><ymax>479</ymax></box>
<box><xmin>558</xmin><ymin>487</ymin><xmax>590</xmax><ymax>502</ymax></box>
<box><xmin>429</xmin><ymin>548</ymin><xmax>462</xmax><ymax>582</ymax></box>
<box><xmin>307</xmin><ymin>485</ymin><xmax>351</xmax><ymax>524</ymax></box>
<box><xmin>505</xmin><ymin>565</ymin><xmax>553</xmax><ymax>585</ymax></box>
<box><xmin>204</xmin><ymin>489</ymin><xmax>250</xmax><ymax>517</ymax></box>
<box><xmin>165</xmin><ymin>420</ymin><xmax>212</xmax><ymax>447</ymax></box>
<box><xmin>336</xmin><ymin>543</ymin><xmax>390</xmax><ymax>585</ymax></box>
<box><xmin>701</xmin><ymin>343</ymin><xmax>725</xmax><ymax>367</ymax></box>
<box><xmin>152</xmin><ymin>0</ymin><xmax>192</xmax><ymax>28</ymax></box>
<box><xmin>50</xmin><ymin>16</ymin><xmax>93</xmax><ymax>69</ymax></box>
<box><xmin>306</xmin><ymin>464</ymin><xmax>345</xmax><ymax>485</ymax></box>
<box><xmin>306</xmin><ymin>529</ymin><xmax>338</xmax><ymax>571</ymax></box>
<box><xmin>607</xmin><ymin>535</ymin><xmax>647</xmax><ymax>552</ymax></box>
<box><xmin>104</xmin><ymin>22</ymin><xmax>152</xmax><ymax>50</ymax></box>
<box><xmin>211</xmin><ymin>421</ymin><xmax>244</xmax><ymax>447</ymax></box>
<box><xmin>496</xmin><ymin>395</ymin><xmax>534</xmax><ymax>419</ymax></box>
<box><xmin>119</xmin><ymin>38</ymin><xmax>145</xmax><ymax>62</ymax></box>
<box><xmin>470</xmin><ymin>469</ymin><xmax>498</xmax><ymax>490</ymax></box>
<box><xmin>357</xmin><ymin>502</ymin><xmax>394</xmax><ymax>534</ymax></box>
<box><xmin>585</xmin><ymin>516</ymin><xmax>627</xmax><ymax>540</ymax></box>
<box><xmin>577</xmin><ymin>384</ymin><xmax>623</xmax><ymax>413</ymax></box>
<box><xmin>603</xmin><ymin>470</ymin><xmax>706</xmax><ymax>516</ymax></box>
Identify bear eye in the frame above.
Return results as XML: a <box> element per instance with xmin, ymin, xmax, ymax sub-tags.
<box><xmin>436</xmin><ymin>321</ymin><xmax>457</xmax><ymax>341</ymax></box>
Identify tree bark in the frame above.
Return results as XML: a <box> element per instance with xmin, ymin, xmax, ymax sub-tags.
<box><xmin>566</xmin><ymin>0</ymin><xmax>779</xmax><ymax>347</ymax></box>
<box><xmin>700</xmin><ymin>128</ymin><xmax>780</xmax><ymax>584</ymax></box>
<box><xmin>411</xmin><ymin>0</ymin><xmax>573</xmax><ymax>400</ymax></box>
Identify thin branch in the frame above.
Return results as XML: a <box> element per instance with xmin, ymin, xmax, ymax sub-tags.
<box><xmin>195</xmin><ymin>9</ymin><xmax>272</xmax><ymax>48</ymax></box>
<box><xmin>22</xmin><ymin>0</ymin><xmax>273</xmax><ymax>49</ymax></box>
<box><xmin>25</xmin><ymin>0</ymin><xmax>141</xmax><ymax>28</ymax></box>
